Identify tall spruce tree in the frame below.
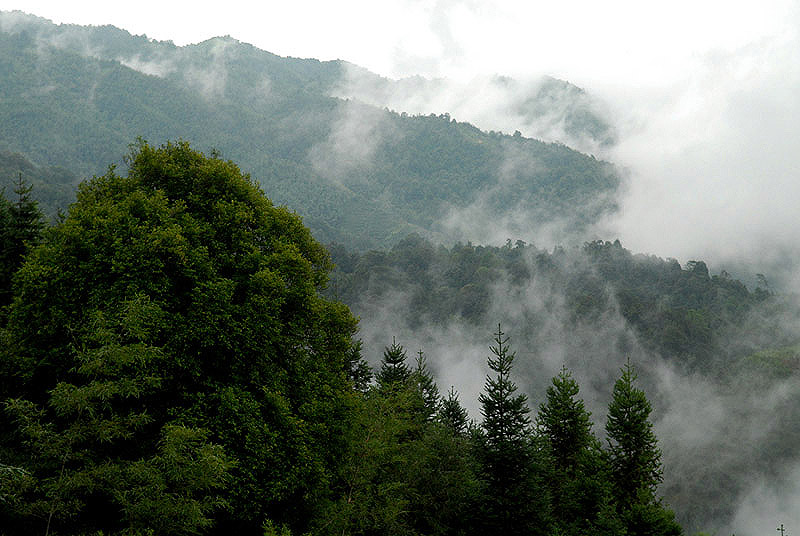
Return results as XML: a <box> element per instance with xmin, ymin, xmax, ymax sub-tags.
<box><xmin>538</xmin><ymin>366</ymin><xmax>612</xmax><ymax>536</ymax></box>
<box><xmin>377</xmin><ymin>338</ymin><xmax>411</xmax><ymax>392</ymax></box>
<box><xmin>537</xmin><ymin>366</ymin><xmax>594</xmax><ymax>471</ymax></box>
<box><xmin>606</xmin><ymin>360</ymin><xmax>681</xmax><ymax>536</ymax></box>
<box><xmin>478</xmin><ymin>324</ymin><xmax>548</xmax><ymax>535</ymax></box>
<box><xmin>439</xmin><ymin>386</ymin><xmax>469</xmax><ymax>436</ymax></box>
<box><xmin>605</xmin><ymin>360</ymin><xmax>662</xmax><ymax>504</ymax></box>
<box><xmin>413</xmin><ymin>349</ymin><xmax>440</xmax><ymax>420</ymax></box>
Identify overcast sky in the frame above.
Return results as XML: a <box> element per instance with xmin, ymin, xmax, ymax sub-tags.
<box><xmin>4</xmin><ymin>0</ymin><xmax>800</xmax><ymax>276</ymax></box>
<box><xmin>3</xmin><ymin>0</ymin><xmax>795</xmax><ymax>84</ymax></box>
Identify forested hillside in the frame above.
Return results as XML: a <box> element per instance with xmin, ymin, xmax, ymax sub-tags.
<box><xmin>0</xmin><ymin>151</ymin><xmax>79</xmax><ymax>218</ymax></box>
<box><xmin>2</xmin><ymin>10</ymin><xmax>800</xmax><ymax>536</ymax></box>
<box><xmin>0</xmin><ymin>11</ymin><xmax>619</xmax><ymax>249</ymax></box>
<box><xmin>328</xmin><ymin>236</ymin><xmax>800</xmax><ymax>532</ymax></box>
<box><xmin>0</xmin><ymin>142</ymin><xmax>680</xmax><ymax>536</ymax></box>
<box><xmin>329</xmin><ymin>236</ymin><xmax>777</xmax><ymax>372</ymax></box>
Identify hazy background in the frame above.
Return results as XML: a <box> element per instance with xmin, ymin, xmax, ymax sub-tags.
<box><xmin>4</xmin><ymin>1</ymin><xmax>800</xmax><ymax>533</ymax></box>
<box><xmin>7</xmin><ymin>0</ymin><xmax>800</xmax><ymax>270</ymax></box>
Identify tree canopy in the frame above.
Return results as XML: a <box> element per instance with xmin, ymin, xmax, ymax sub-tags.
<box><xmin>0</xmin><ymin>140</ymin><xmax>359</xmax><ymax>534</ymax></box>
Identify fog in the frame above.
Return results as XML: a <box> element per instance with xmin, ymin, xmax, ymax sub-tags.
<box><xmin>326</xmin><ymin>8</ymin><xmax>800</xmax><ymax>294</ymax></box>
<box><xmin>4</xmin><ymin>5</ymin><xmax>800</xmax><ymax>533</ymax></box>
<box><xmin>344</xmin><ymin>242</ymin><xmax>800</xmax><ymax>534</ymax></box>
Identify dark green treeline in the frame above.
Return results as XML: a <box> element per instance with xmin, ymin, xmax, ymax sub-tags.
<box><xmin>0</xmin><ymin>141</ymin><xmax>680</xmax><ymax>535</ymax></box>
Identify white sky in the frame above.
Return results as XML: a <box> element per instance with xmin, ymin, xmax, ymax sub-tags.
<box><xmin>1</xmin><ymin>0</ymin><xmax>795</xmax><ymax>84</ymax></box>
<box><xmin>4</xmin><ymin>0</ymin><xmax>800</xmax><ymax>276</ymax></box>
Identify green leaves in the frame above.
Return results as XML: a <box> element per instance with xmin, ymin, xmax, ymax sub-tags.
<box><xmin>117</xmin><ymin>425</ymin><xmax>232</xmax><ymax>536</ymax></box>
<box><xmin>1</xmin><ymin>140</ymin><xmax>360</xmax><ymax>533</ymax></box>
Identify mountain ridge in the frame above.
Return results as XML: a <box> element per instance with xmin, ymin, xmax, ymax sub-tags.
<box><xmin>0</xmin><ymin>10</ymin><xmax>620</xmax><ymax>250</ymax></box>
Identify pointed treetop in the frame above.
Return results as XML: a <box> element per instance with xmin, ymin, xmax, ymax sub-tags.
<box><xmin>376</xmin><ymin>337</ymin><xmax>411</xmax><ymax>391</ymax></box>
<box><xmin>439</xmin><ymin>386</ymin><xmax>469</xmax><ymax>435</ymax></box>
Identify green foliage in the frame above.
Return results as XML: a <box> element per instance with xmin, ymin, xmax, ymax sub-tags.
<box><xmin>330</xmin><ymin>237</ymin><xmax>777</xmax><ymax>373</ymax></box>
<box><xmin>438</xmin><ymin>386</ymin><xmax>469</xmax><ymax>436</ymax></box>
<box><xmin>0</xmin><ymin>150</ymin><xmax>78</xmax><ymax>219</ymax></box>
<box><xmin>0</xmin><ymin>140</ymin><xmax>359</xmax><ymax>534</ymax></box>
<box><xmin>376</xmin><ymin>339</ymin><xmax>412</xmax><ymax>393</ymax></box>
<box><xmin>480</xmin><ymin>325</ymin><xmax>531</xmax><ymax>447</ymax></box>
<box><xmin>605</xmin><ymin>361</ymin><xmax>681</xmax><ymax>536</ymax></box>
<box><xmin>477</xmin><ymin>325</ymin><xmax>548</xmax><ymax>536</ymax></box>
<box><xmin>0</xmin><ymin>17</ymin><xmax>620</xmax><ymax>250</ymax></box>
<box><xmin>537</xmin><ymin>367</ymin><xmax>613</xmax><ymax>536</ymax></box>
<box><xmin>0</xmin><ymin>173</ymin><xmax>45</xmax><ymax>307</ymax></box>
<box><xmin>537</xmin><ymin>367</ymin><xmax>594</xmax><ymax>471</ymax></box>
<box><xmin>412</xmin><ymin>350</ymin><xmax>440</xmax><ymax>420</ymax></box>
<box><xmin>606</xmin><ymin>360</ymin><xmax>662</xmax><ymax>505</ymax></box>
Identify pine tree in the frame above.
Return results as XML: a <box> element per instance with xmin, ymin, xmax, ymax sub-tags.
<box><xmin>538</xmin><ymin>366</ymin><xmax>611</xmax><ymax>536</ymax></box>
<box><xmin>439</xmin><ymin>386</ymin><xmax>469</xmax><ymax>436</ymax></box>
<box><xmin>480</xmin><ymin>325</ymin><xmax>530</xmax><ymax>446</ymax></box>
<box><xmin>605</xmin><ymin>360</ymin><xmax>662</xmax><ymax>505</ymax></box>
<box><xmin>413</xmin><ymin>349</ymin><xmax>440</xmax><ymax>420</ymax></box>
<box><xmin>377</xmin><ymin>338</ymin><xmax>411</xmax><ymax>392</ymax></box>
<box><xmin>478</xmin><ymin>324</ymin><xmax>547</xmax><ymax>535</ymax></box>
<box><xmin>537</xmin><ymin>366</ymin><xmax>594</xmax><ymax>471</ymax></box>
<box><xmin>0</xmin><ymin>175</ymin><xmax>43</xmax><ymax>306</ymax></box>
<box><xmin>605</xmin><ymin>360</ymin><xmax>681</xmax><ymax>536</ymax></box>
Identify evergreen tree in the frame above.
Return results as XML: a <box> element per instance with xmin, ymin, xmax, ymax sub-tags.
<box><xmin>439</xmin><ymin>386</ymin><xmax>469</xmax><ymax>436</ymax></box>
<box><xmin>0</xmin><ymin>174</ymin><xmax>44</xmax><ymax>306</ymax></box>
<box><xmin>377</xmin><ymin>338</ymin><xmax>411</xmax><ymax>392</ymax></box>
<box><xmin>605</xmin><ymin>360</ymin><xmax>662</xmax><ymax>504</ymax></box>
<box><xmin>537</xmin><ymin>366</ymin><xmax>594</xmax><ymax>471</ymax></box>
<box><xmin>538</xmin><ymin>366</ymin><xmax>612</xmax><ymax>536</ymax></box>
<box><xmin>0</xmin><ymin>190</ymin><xmax>11</xmax><ymax>301</ymax></box>
<box><xmin>413</xmin><ymin>349</ymin><xmax>440</xmax><ymax>420</ymax></box>
<box><xmin>346</xmin><ymin>339</ymin><xmax>373</xmax><ymax>393</ymax></box>
<box><xmin>478</xmin><ymin>324</ymin><xmax>548</xmax><ymax>535</ymax></box>
<box><xmin>606</xmin><ymin>360</ymin><xmax>681</xmax><ymax>536</ymax></box>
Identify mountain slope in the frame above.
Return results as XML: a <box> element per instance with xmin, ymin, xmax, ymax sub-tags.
<box><xmin>0</xmin><ymin>11</ymin><xmax>620</xmax><ymax>249</ymax></box>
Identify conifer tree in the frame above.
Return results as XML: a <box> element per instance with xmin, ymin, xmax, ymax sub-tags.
<box><xmin>478</xmin><ymin>324</ymin><xmax>547</xmax><ymax>535</ymax></box>
<box><xmin>538</xmin><ymin>366</ymin><xmax>611</xmax><ymax>536</ymax></box>
<box><xmin>439</xmin><ymin>386</ymin><xmax>469</xmax><ymax>436</ymax></box>
<box><xmin>606</xmin><ymin>360</ymin><xmax>681</xmax><ymax>536</ymax></box>
<box><xmin>413</xmin><ymin>349</ymin><xmax>440</xmax><ymax>420</ymax></box>
<box><xmin>0</xmin><ymin>174</ymin><xmax>44</xmax><ymax>306</ymax></box>
<box><xmin>377</xmin><ymin>338</ymin><xmax>411</xmax><ymax>392</ymax></box>
<box><xmin>605</xmin><ymin>360</ymin><xmax>662</xmax><ymax>504</ymax></box>
<box><xmin>537</xmin><ymin>366</ymin><xmax>594</xmax><ymax>471</ymax></box>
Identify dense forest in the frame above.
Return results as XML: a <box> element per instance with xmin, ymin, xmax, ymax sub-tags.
<box><xmin>0</xmin><ymin>11</ymin><xmax>618</xmax><ymax>249</ymax></box>
<box><xmin>328</xmin><ymin>235</ymin><xmax>778</xmax><ymax>374</ymax></box>
<box><xmin>0</xmin><ymin>142</ymin><xmax>681</xmax><ymax>535</ymax></box>
<box><xmin>3</xmin><ymin>11</ymin><xmax>800</xmax><ymax>536</ymax></box>
<box><xmin>328</xmin><ymin>234</ymin><xmax>800</xmax><ymax>532</ymax></box>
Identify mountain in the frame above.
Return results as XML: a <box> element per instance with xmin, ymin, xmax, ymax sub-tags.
<box><xmin>332</xmin><ymin>66</ymin><xmax>617</xmax><ymax>153</ymax></box>
<box><xmin>0</xmin><ymin>11</ymin><xmax>619</xmax><ymax>250</ymax></box>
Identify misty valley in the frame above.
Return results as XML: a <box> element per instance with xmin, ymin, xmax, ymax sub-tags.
<box><xmin>1</xmin><ymin>10</ymin><xmax>799</xmax><ymax>536</ymax></box>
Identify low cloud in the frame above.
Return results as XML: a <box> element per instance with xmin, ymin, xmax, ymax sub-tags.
<box><xmin>348</xmin><ymin>243</ymin><xmax>800</xmax><ymax>534</ymax></box>
<box><xmin>117</xmin><ymin>54</ymin><xmax>175</xmax><ymax>78</ymax></box>
<box><xmin>308</xmin><ymin>99</ymin><xmax>399</xmax><ymax>185</ymax></box>
<box><xmin>592</xmin><ymin>27</ymin><xmax>800</xmax><ymax>291</ymax></box>
<box><xmin>332</xmin><ymin>62</ymin><xmax>615</xmax><ymax>155</ymax></box>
